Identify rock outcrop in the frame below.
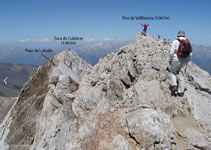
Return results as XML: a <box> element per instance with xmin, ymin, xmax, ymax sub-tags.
<box><xmin>0</xmin><ymin>33</ymin><xmax>210</xmax><ymax>150</ymax></box>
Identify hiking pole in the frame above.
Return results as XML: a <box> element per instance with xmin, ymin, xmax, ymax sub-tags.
<box><xmin>40</xmin><ymin>53</ymin><xmax>56</xmax><ymax>66</ymax></box>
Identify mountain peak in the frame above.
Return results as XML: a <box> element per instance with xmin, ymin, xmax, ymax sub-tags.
<box><xmin>0</xmin><ymin>33</ymin><xmax>211</xmax><ymax>150</ymax></box>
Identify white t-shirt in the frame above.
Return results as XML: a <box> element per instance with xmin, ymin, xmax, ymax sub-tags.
<box><xmin>170</xmin><ymin>37</ymin><xmax>192</xmax><ymax>62</ymax></box>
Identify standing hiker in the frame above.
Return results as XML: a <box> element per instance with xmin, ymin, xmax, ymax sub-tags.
<box><xmin>158</xmin><ymin>34</ymin><xmax>160</xmax><ymax>39</ymax></box>
<box><xmin>141</xmin><ymin>24</ymin><xmax>149</xmax><ymax>34</ymax></box>
<box><xmin>169</xmin><ymin>30</ymin><xmax>192</xmax><ymax>97</ymax></box>
<box><xmin>163</xmin><ymin>39</ymin><xmax>167</xmax><ymax>45</ymax></box>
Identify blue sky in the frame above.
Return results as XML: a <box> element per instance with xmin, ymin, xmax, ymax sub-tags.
<box><xmin>0</xmin><ymin>0</ymin><xmax>211</xmax><ymax>47</ymax></box>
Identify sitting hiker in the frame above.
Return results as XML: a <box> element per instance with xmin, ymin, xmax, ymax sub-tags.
<box><xmin>169</xmin><ymin>30</ymin><xmax>192</xmax><ymax>97</ymax></box>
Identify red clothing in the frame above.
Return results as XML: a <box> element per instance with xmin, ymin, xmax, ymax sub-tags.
<box><xmin>141</xmin><ymin>24</ymin><xmax>149</xmax><ymax>29</ymax></box>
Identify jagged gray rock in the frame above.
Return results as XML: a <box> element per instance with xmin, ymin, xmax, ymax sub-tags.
<box><xmin>0</xmin><ymin>32</ymin><xmax>210</xmax><ymax>150</ymax></box>
<box><xmin>126</xmin><ymin>108</ymin><xmax>176</xmax><ymax>150</ymax></box>
<box><xmin>186</xmin><ymin>128</ymin><xmax>211</xmax><ymax>150</ymax></box>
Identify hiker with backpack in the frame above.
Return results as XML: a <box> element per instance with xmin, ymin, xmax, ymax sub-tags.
<box><xmin>169</xmin><ymin>30</ymin><xmax>192</xmax><ymax>97</ymax></box>
<box><xmin>141</xmin><ymin>24</ymin><xmax>149</xmax><ymax>34</ymax></box>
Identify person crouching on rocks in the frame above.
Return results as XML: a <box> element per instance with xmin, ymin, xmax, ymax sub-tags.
<box><xmin>169</xmin><ymin>30</ymin><xmax>192</xmax><ymax>97</ymax></box>
<box><xmin>141</xmin><ymin>23</ymin><xmax>149</xmax><ymax>35</ymax></box>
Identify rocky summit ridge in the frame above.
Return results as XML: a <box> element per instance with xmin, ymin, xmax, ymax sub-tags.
<box><xmin>0</xmin><ymin>32</ymin><xmax>211</xmax><ymax>150</ymax></box>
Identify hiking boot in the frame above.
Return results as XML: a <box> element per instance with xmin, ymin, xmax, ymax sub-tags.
<box><xmin>178</xmin><ymin>92</ymin><xmax>184</xmax><ymax>97</ymax></box>
<box><xmin>171</xmin><ymin>86</ymin><xmax>177</xmax><ymax>92</ymax></box>
<box><xmin>170</xmin><ymin>85</ymin><xmax>177</xmax><ymax>97</ymax></box>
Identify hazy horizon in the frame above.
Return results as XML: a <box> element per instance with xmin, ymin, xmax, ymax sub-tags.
<box><xmin>1</xmin><ymin>0</ymin><xmax>211</xmax><ymax>48</ymax></box>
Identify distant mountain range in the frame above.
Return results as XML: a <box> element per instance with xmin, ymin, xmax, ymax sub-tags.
<box><xmin>0</xmin><ymin>41</ymin><xmax>210</xmax><ymax>97</ymax></box>
<box><xmin>1</xmin><ymin>42</ymin><xmax>210</xmax><ymax>74</ymax></box>
<box><xmin>0</xmin><ymin>41</ymin><xmax>131</xmax><ymax>97</ymax></box>
<box><xmin>192</xmin><ymin>45</ymin><xmax>211</xmax><ymax>74</ymax></box>
<box><xmin>0</xmin><ymin>41</ymin><xmax>130</xmax><ymax>66</ymax></box>
<box><xmin>0</xmin><ymin>63</ymin><xmax>37</xmax><ymax>97</ymax></box>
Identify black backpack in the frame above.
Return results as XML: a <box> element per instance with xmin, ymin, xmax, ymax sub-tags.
<box><xmin>177</xmin><ymin>39</ymin><xmax>192</xmax><ymax>58</ymax></box>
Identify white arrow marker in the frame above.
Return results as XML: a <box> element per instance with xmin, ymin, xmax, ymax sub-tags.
<box><xmin>3</xmin><ymin>77</ymin><xmax>8</xmax><ymax>85</ymax></box>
